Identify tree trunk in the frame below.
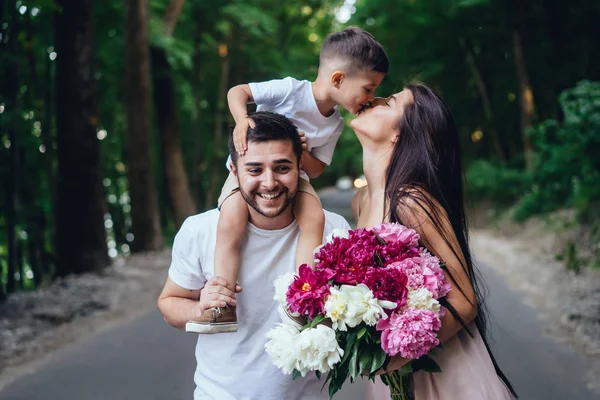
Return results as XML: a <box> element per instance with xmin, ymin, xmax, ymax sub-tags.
<box><xmin>4</xmin><ymin>0</ymin><xmax>19</xmax><ymax>295</ymax></box>
<box><xmin>506</xmin><ymin>0</ymin><xmax>535</xmax><ymax>170</ymax></box>
<box><xmin>151</xmin><ymin>0</ymin><xmax>196</xmax><ymax>229</ymax></box>
<box><xmin>151</xmin><ymin>46</ymin><xmax>197</xmax><ymax>228</ymax></box>
<box><xmin>124</xmin><ymin>0</ymin><xmax>163</xmax><ymax>251</ymax></box>
<box><xmin>459</xmin><ymin>37</ymin><xmax>506</xmax><ymax>162</ymax></box>
<box><xmin>512</xmin><ymin>30</ymin><xmax>535</xmax><ymax>171</ymax></box>
<box><xmin>190</xmin><ymin>11</ymin><xmax>203</xmax><ymax>206</ymax></box>
<box><xmin>162</xmin><ymin>0</ymin><xmax>186</xmax><ymax>37</ymax></box>
<box><xmin>54</xmin><ymin>0</ymin><xmax>109</xmax><ymax>276</ymax></box>
<box><xmin>205</xmin><ymin>27</ymin><xmax>232</xmax><ymax>208</ymax></box>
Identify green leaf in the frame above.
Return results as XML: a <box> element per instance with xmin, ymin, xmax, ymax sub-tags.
<box><xmin>340</xmin><ymin>332</ymin><xmax>357</xmax><ymax>365</ymax></box>
<box><xmin>370</xmin><ymin>349</ymin><xmax>387</xmax><ymax>373</ymax></box>
<box><xmin>292</xmin><ymin>369</ymin><xmax>302</xmax><ymax>380</ymax></box>
<box><xmin>413</xmin><ymin>356</ymin><xmax>442</xmax><ymax>373</ymax></box>
<box><xmin>374</xmin><ymin>251</ymin><xmax>384</xmax><ymax>266</ymax></box>
<box><xmin>328</xmin><ymin>378</ymin><xmax>341</xmax><ymax>399</ymax></box>
<box><xmin>303</xmin><ymin>314</ymin><xmax>327</xmax><ymax>330</ymax></box>
<box><xmin>357</xmin><ymin>326</ymin><xmax>368</xmax><ymax>340</ymax></box>
<box><xmin>358</xmin><ymin>352</ymin><xmax>373</xmax><ymax>376</ymax></box>
<box><xmin>315</xmin><ymin>370</ymin><xmax>322</xmax><ymax>380</ymax></box>
<box><xmin>397</xmin><ymin>363</ymin><xmax>414</xmax><ymax>375</ymax></box>
<box><xmin>349</xmin><ymin>345</ymin><xmax>360</xmax><ymax>380</ymax></box>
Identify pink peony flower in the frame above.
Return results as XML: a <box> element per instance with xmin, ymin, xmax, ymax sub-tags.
<box><xmin>419</xmin><ymin>249</ymin><xmax>451</xmax><ymax>298</ymax></box>
<box><xmin>372</xmin><ymin>223</ymin><xmax>420</xmax><ymax>248</ymax></box>
<box><xmin>363</xmin><ymin>267</ymin><xmax>408</xmax><ymax>308</ymax></box>
<box><xmin>287</xmin><ymin>264</ymin><xmax>334</xmax><ymax>318</ymax></box>
<box><xmin>389</xmin><ymin>251</ymin><xmax>451</xmax><ymax>299</ymax></box>
<box><xmin>377</xmin><ymin>308</ymin><xmax>442</xmax><ymax>359</ymax></box>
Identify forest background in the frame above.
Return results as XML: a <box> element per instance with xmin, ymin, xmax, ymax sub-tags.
<box><xmin>1</xmin><ymin>0</ymin><xmax>599</xmax><ymax>298</ymax></box>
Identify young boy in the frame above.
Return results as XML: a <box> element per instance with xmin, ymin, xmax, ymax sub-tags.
<box><xmin>186</xmin><ymin>27</ymin><xmax>389</xmax><ymax>334</ymax></box>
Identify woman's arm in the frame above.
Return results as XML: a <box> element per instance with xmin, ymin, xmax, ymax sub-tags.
<box><xmin>385</xmin><ymin>196</ymin><xmax>477</xmax><ymax>372</ymax></box>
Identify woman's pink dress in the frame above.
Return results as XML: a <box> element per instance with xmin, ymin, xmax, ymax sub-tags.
<box><xmin>366</xmin><ymin>322</ymin><xmax>513</xmax><ymax>400</ymax></box>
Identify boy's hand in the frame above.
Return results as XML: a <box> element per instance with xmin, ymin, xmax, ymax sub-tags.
<box><xmin>298</xmin><ymin>131</ymin><xmax>308</xmax><ymax>151</ymax></box>
<box><xmin>198</xmin><ymin>276</ymin><xmax>243</xmax><ymax>313</ymax></box>
<box><xmin>233</xmin><ymin>118</ymin><xmax>256</xmax><ymax>156</ymax></box>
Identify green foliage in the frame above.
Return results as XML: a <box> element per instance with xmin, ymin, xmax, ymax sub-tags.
<box><xmin>2</xmin><ymin>0</ymin><xmax>600</xmax><ymax>293</ymax></box>
<box><xmin>466</xmin><ymin>160</ymin><xmax>531</xmax><ymax>206</ymax></box>
<box><xmin>514</xmin><ymin>81</ymin><xmax>600</xmax><ymax>221</ymax></box>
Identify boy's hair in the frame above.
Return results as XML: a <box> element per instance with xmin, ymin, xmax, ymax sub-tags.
<box><xmin>320</xmin><ymin>27</ymin><xmax>389</xmax><ymax>76</ymax></box>
<box><xmin>229</xmin><ymin>111</ymin><xmax>303</xmax><ymax>166</ymax></box>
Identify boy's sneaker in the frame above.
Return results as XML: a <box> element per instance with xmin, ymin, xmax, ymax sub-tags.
<box><xmin>185</xmin><ymin>305</ymin><xmax>238</xmax><ymax>334</ymax></box>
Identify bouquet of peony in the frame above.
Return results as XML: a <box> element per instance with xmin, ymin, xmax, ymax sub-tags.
<box><xmin>265</xmin><ymin>223</ymin><xmax>451</xmax><ymax>399</ymax></box>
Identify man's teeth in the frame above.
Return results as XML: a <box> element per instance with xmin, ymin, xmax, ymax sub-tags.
<box><xmin>259</xmin><ymin>192</ymin><xmax>281</xmax><ymax>200</ymax></box>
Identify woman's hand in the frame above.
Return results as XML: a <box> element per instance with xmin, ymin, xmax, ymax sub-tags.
<box><xmin>364</xmin><ymin>355</ymin><xmax>409</xmax><ymax>376</ymax></box>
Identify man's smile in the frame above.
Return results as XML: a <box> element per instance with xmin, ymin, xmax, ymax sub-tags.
<box><xmin>257</xmin><ymin>190</ymin><xmax>284</xmax><ymax>200</ymax></box>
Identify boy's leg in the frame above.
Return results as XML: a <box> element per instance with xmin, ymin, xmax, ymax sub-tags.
<box><xmin>186</xmin><ymin>178</ymin><xmax>247</xmax><ymax>334</ymax></box>
<box><xmin>293</xmin><ymin>191</ymin><xmax>325</xmax><ymax>269</ymax></box>
<box><xmin>214</xmin><ymin>191</ymin><xmax>248</xmax><ymax>287</ymax></box>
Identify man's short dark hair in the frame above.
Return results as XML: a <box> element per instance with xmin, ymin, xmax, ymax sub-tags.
<box><xmin>229</xmin><ymin>111</ymin><xmax>303</xmax><ymax>166</ymax></box>
<box><xmin>320</xmin><ymin>26</ymin><xmax>389</xmax><ymax>76</ymax></box>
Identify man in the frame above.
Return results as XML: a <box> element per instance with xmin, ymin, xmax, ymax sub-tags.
<box><xmin>158</xmin><ymin>111</ymin><xmax>350</xmax><ymax>400</ymax></box>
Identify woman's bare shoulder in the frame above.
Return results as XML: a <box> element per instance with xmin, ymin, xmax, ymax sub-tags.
<box><xmin>395</xmin><ymin>187</ymin><xmax>449</xmax><ymax>229</ymax></box>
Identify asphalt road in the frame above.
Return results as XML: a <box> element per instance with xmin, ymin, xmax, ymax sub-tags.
<box><xmin>0</xmin><ymin>189</ymin><xmax>597</xmax><ymax>400</ymax></box>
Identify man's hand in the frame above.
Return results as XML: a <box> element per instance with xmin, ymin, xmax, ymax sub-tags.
<box><xmin>198</xmin><ymin>276</ymin><xmax>243</xmax><ymax>314</ymax></box>
<box><xmin>233</xmin><ymin>118</ymin><xmax>256</xmax><ymax>156</ymax></box>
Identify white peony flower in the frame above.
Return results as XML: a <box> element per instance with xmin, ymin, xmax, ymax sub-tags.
<box><xmin>324</xmin><ymin>286</ymin><xmax>350</xmax><ymax>331</ymax></box>
<box><xmin>343</xmin><ymin>283</ymin><xmax>397</xmax><ymax>326</ymax></box>
<box><xmin>294</xmin><ymin>325</ymin><xmax>344</xmax><ymax>376</ymax></box>
<box><xmin>325</xmin><ymin>228</ymin><xmax>350</xmax><ymax>243</ymax></box>
<box><xmin>273</xmin><ymin>272</ymin><xmax>296</xmax><ymax>306</ymax></box>
<box><xmin>265</xmin><ymin>323</ymin><xmax>301</xmax><ymax>375</ymax></box>
<box><xmin>406</xmin><ymin>288</ymin><xmax>441</xmax><ymax>313</ymax></box>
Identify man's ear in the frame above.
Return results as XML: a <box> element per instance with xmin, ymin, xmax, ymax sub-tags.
<box><xmin>331</xmin><ymin>71</ymin><xmax>345</xmax><ymax>89</ymax></box>
<box><xmin>230</xmin><ymin>162</ymin><xmax>238</xmax><ymax>177</ymax></box>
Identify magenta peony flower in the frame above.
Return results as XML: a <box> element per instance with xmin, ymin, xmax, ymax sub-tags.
<box><xmin>372</xmin><ymin>223</ymin><xmax>420</xmax><ymax>248</ymax></box>
<box><xmin>286</xmin><ymin>264</ymin><xmax>335</xmax><ymax>318</ymax></box>
<box><xmin>315</xmin><ymin>229</ymin><xmax>380</xmax><ymax>284</ymax></box>
<box><xmin>377</xmin><ymin>308</ymin><xmax>442</xmax><ymax>359</ymax></box>
<box><xmin>363</xmin><ymin>267</ymin><xmax>408</xmax><ymax>307</ymax></box>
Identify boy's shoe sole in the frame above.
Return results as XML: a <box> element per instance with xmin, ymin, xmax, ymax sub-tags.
<box><xmin>185</xmin><ymin>321</ymin><xmax>238</xmax><ymax>334</ymax></box>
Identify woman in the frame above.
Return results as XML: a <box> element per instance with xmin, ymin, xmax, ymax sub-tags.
<box><xmin>350</xmin><ymin>83</ymin><xmax>516</xmax><ymax>399</ymax></box>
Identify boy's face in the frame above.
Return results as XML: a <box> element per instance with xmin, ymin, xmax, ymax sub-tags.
<box><xmin>332</xmin><ymin>70</ymin><xmax>385</xmax><ymax>114</ymax></box>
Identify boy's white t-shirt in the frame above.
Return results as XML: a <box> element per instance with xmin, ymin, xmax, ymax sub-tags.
<box><xmin>226</xmin><ymin>77</ymin><xmax>345</xmax><ymax>180</ymax></box>
<box><xmin>169</xmin><ymin>209</ymin><xmax>351</xmax><ymax>400</ymax></box>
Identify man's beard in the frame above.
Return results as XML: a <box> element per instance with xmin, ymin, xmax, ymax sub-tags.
<box><xmin>238</xmin><ymin>185</ymin><xmax>297</xmax><ymax>218</ymax></box>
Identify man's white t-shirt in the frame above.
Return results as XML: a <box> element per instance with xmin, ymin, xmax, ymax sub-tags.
<box><xmin>169</xmin><ymin>209</ymin><xmax>351</xmax><ymax>400</ymax></box>
<box><xmin>226</xmin><ymin>77</ymin><xmax>345</xmax><ymax>180</ymax></box>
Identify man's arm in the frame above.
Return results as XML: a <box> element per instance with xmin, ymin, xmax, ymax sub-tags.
<box><xmin>158</xmin><ymin>276</ymin><xmax>241</xmax><ymax>331</ymax></box>
<box><xmin>158</xmin><ymin>278</ymin><xmax>202</xmax><ymax>330</ymax></box>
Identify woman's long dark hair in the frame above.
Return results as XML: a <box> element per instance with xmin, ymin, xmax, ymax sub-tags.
<box><xmin>384</xmin><ymin>83</ymin><xmax>516</xmax><ymax>397</ymax></box>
